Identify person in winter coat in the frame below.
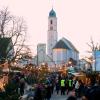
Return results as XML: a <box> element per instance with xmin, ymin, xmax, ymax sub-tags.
<box><xmin>55</xmin><ymin>79</ymin><xmax>60</xmax><ymax>94</ymax></box>
<box><xmin>60</xmin><ymin>78</ymin><xmax>66</xmax><ymax>95</ymax></box>
<box><xmin>45</xmin><ymin>84</ymin><xmax>52</xmax><ymax>100</ymax></box>
<box><xmin>33</xmin><ymin>84</ymin><xmax>42</xmax><ymax>100</ymax></box>
<box><xmin>19</xmin><ymin>78</ymin><xmax>25</xmax><ymax>96</ymax></box>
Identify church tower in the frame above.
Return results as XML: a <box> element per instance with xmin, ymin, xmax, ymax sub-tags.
<box><xmin>47</xmin><ymin>9</ymin><xmax>58</xmax><ymax>59</ymax></box>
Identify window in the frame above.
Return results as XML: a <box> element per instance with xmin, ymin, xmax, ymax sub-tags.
<box><xmin>50</xmin><ymin>20</ymin><xmax>53</xmax><ymax>24</ymax></box>
<box><xmin>50</xmin><ymin>26</ymin><xmax>53</xmax><ymax>30</ymax></box>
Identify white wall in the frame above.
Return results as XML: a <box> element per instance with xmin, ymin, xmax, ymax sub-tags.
<box><xmin>53</xmin><ymin>49</ymin><xmax>79</xmax><ymax>65</ymax></box>
<box><xmin>53</xmin><ymin>49</ymin><xmax>67</xmax><ymax>65</ymax></box>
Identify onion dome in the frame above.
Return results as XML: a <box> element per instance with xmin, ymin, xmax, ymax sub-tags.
<box><xmin>49</xmin><ymin>9</ymin><xmax>56</xmax><ymax>17</ymax></box>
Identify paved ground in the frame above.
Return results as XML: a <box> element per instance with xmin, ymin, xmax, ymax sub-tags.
<box><xmin>51</xmin><ymin>91</ymin><xmax>68</xmax><ymax>100</ymax></box>
<box><xmin>22</xmin><ymin>84</ymin><xmax>68</xmax><ymax>100</ymax></box>
<box><xmin>23</xmin><ymin>89</ymin><xmax>68</xmax><ymax>100</ymax></box>
<box><xmin>51</xmin><ymin>91</ymin><xmax>82</xmax><ymax>100</ymax></box>
<box><xmin>22</xmin><ymin>92</ymin><xmax>68</xmax><ymax>100</ymax></box>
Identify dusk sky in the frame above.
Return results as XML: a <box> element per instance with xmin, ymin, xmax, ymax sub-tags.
<box><xmin>0</xmin><ymin>0</ymin><xmax>100</xmax><ymax>58</ymax></box>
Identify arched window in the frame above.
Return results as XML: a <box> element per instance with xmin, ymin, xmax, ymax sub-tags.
<box><xmin>50</xmin><ymin>20</ymin><xmax>53</xmax><ymax>24</ymax></box>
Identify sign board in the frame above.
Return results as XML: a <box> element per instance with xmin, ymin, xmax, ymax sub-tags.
<box><xmin>93</xmin><ymin>51</ymin><xmax>100</xmax><ymax>71</ymax></box>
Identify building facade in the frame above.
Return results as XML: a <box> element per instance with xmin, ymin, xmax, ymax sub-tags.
<box><xmin>37</xmin><ymin>43</ymin><xmax>46</xmax><ymax>66</ymax></box>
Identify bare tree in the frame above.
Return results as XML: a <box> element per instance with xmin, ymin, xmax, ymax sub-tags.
<box><xmin>19</xmin><ymin>45</ymin><xmax>32</xmax><ymax>60</ymax></box>
<box><xmin>87</xmin><ymin>37</ymin><xmax>100</xmax><ymax>52</ymax></box>
<box><xmin>0</xmin><ymin>8</ymin><xmax>27</xmax><ymax>64</ymax></box>
<box><xmin>86</xmin><ymin>37</ymin><xmax>100</xmax><ymax>71</ymax></box>
<box><xmin>0</xmin><ymin>7</ymin><xmax>12</xmax><ymax>37</ymax></box>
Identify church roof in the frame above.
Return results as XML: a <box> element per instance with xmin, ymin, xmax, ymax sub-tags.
<box><xmin>62</xmin><ymin>38</ymin><xmax>79</xmax><ymax>52</ymax></box>
<box><xmin>49</xmin><ymin>9</ymin><xmax>56</xmax><ymax>17</ymax></box>
<box><xmin>53</xmin><ymin>37</ymin><xmax>79</xmax><ymax>53</ymax></box>
<box><xmin>53</xmin><ymin>39</ymin><xmax>70</xmax><ymax>49</ymax></box>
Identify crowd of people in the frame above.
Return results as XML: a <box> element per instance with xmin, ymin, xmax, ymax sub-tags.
<box><xmin>1</xmin><ymin>71</ymin><xmax>99</xmax><ymax>100</ymax></box>
<box><xmin>24</xmin><ymin>72</ymin><xmax>100</xmax><ymax>100</ymax></box>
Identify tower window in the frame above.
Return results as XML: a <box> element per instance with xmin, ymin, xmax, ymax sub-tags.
<box><xmin>50</xmin><ymin>26</ymin><xmax>53</xmax><ymax>30</ymax></box>
<box><xmin>50</xmin><ymin>20</ymin><xmax>53</xmax><ymax>24</ymax></box>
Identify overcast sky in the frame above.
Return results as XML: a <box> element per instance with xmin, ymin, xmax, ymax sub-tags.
<box><xmin>0</xmin><ymin>0</ymin><xmax>100</xmax><ymax>58</ymax></box>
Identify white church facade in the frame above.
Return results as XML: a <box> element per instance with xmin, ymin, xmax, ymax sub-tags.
<box><xmin>53</xmin><ymin>38</ymin><xmax>79</xmax><ymax>65</ymax></box>
<box><xmin>47</xmin><ymin>9</ymin><xmax>79</xmax><ymax>66</ymax></box>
